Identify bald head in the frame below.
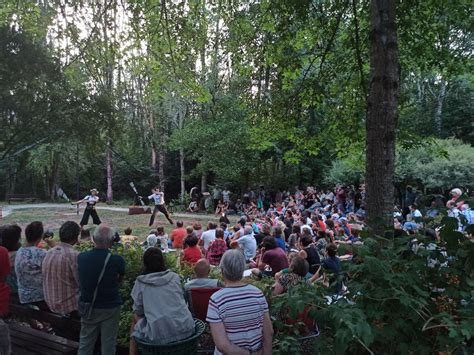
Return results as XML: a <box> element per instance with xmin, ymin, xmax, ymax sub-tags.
<box><xmin>194</xmin><ymin>258</ymin><xmax>210</xmax><ymax>278</ymax></box>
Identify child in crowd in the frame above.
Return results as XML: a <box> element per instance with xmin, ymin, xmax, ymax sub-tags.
<box><xmin>153</xmin><ymin>226</ymin><xmax>168</xmax><ymax>252</ymax></box>
<box><xmin>144</xmin><ymin>230</ymin><xmax>158</xmax><ymax>249</ymax></box>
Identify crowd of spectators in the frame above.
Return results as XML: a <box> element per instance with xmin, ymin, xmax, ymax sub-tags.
<box><xmin>0</xmin><ymin>186</ymin><xmax>472</xmax><ymax>354</ymax></box>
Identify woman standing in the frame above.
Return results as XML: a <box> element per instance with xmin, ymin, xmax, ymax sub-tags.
<box><xmin>72</xmin><ymin>188</ymin><xmax>101</xmax><ymax>227</ymax></box>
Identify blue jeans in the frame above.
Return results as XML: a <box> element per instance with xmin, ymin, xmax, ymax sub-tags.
<box><xmin>78</xmin><ymin>306</ymin><xmax>121</xmax><ymax>355</ymax></box>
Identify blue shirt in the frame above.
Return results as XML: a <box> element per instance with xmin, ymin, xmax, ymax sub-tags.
<box><xmin>275</xmin><ymin>236</ymin><xmax>286</xmax><ymax>251</ymax></box>
<box><xmin>78</xmin><ymin>248</ymin><xmax>125</xmax><ymax>309</ymax></box>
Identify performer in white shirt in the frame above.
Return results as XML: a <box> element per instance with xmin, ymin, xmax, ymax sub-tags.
<box><xmin>71</xmin><ymin>188</ymin><xmax>101</xmax><ymax>227</ymax></box>
<box><xmin>148</xmin><ymin>186</ymin><xmax>174</xmax><ymax>226</ymax></box>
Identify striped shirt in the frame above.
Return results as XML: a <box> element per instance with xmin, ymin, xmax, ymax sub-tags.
<box><xmin>206</xmin><ymin>284</ymin><xmax>268</xmax><ymax>354</ymax></box>
<box><xmin>42</xmin><ymin>243</ymin><xmax>79</xmax><ymax>315</ymax></box>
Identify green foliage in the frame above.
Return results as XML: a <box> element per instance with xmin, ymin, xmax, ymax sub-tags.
<box><xmin>327</xmin><ymin>138</ymin><xmax>474</xmax><ymax>189</ymax></box>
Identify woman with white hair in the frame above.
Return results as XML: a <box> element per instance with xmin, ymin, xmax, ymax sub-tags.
<box><xmin>207</xmin><ymin>250</ymin><xmax>273</xmax><ymax>355</ymax></box>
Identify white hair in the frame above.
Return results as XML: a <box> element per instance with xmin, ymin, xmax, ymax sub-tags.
<box><xmin>220</xmin><ymin>250</ymin><xmax>245</xmax><ymax>282</ymax></box>
<box><xmin>93</xmin><ymin>224</ymin><xmax>115</xmax><ymax>248</ymax></box>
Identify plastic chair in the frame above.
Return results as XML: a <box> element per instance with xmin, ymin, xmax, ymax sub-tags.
<box><xmin>134</xmin><ymin>318</ymin><xmax>206</xmax><ymax>355</ymax></box>
<box><xmin>189</xmin><ymin>287</ymin><xmax>221</xmax><ymax>322</ymax></box>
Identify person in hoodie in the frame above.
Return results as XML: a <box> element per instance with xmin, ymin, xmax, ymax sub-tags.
<box><xmin>129</xmin><ymin>247</ymin><xmax>194</xmax><ymax>354</ymax></box>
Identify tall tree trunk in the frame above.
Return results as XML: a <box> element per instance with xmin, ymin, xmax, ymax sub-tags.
<box><xmin>106</xmin><ymin>141</ymin><xmax>113</xmax><ymax>202</ymax></box>
<box><xmin>434</xmin><ymin>79</ymin><xmax>446</xmax><ymax>136</ymax></box>
<box><xmin>179</xmin><ymin>147</ymin><xmax>185</xmax><ymax>201</ymax></box>
<box><xmin>365</xmin><ymin>0</ymin><xmax>399</xmax><ymax>235</ymax></box>
<box><xmin>50</xmin><ymin>152</ymin><xmax>60</xmax><ymax>200</ymax></box>
<box><xmin>201</xmin><ymin>173</ymin><xmax>207</xmax><ymax>193</ymax></box>
<box><xmin>151</xmin><ymin>143</ymin><xmax>157</xmax><ymax>169</ymax></box>
<box><xmin>158</xmin><ymin>147</ymin><xmax>165</xmax><ymax>191</ymax></box>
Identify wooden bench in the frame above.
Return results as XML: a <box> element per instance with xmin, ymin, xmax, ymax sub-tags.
<box><xmin>9</xmin><ymin>323</ymin><xmax>79</xmax><ymax>355</ymax></box>
<box><xmin>6</xmin><ymin>194</ymin><xmax>39</xmax><ymax>204</ymax></box>
<box><xmin>9</xmin><ymin>303</ymin><xmax>81</xmax><ymax>340</ymax></box>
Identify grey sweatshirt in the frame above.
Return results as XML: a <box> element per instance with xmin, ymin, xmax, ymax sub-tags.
<box><xmin>131</xmin><ymin>270</ymin><xmax>194</xmax><ymax>344</ymax></box>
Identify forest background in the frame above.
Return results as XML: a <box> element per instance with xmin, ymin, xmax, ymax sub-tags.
<box><xmin>0</xmin><ymin>0</ymin><xmax>472</xmax><ymax>205</ymax></box>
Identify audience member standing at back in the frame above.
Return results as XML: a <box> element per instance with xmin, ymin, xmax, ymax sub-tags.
<box><xmin>42</xmin><ymin>221</ymin><xmax>81</xmax><ymax>317</ymax></box>
<box><xmin>77</xmin><ymin>225</ymin><xmax>125</xmax><ymax>355</ymax></box>
<box><xmin>15</xmin><ymin>221</ymin><xmax>47</xmax><ymax>308</ymax></box>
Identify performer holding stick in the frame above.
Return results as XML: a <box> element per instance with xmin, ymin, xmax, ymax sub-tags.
<box><xmin>71</xmin><ymin>188</ymin><xmax>102</xmax><ymax>227</ymax></box>
<box><xmin>148</xmin><ymin>186</ymin><xmax>174</xmax><ymax>226</ymax></box>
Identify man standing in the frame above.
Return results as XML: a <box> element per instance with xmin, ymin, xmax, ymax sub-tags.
<box><xmin>42</xmin><ymin>221</ymin><xmax>81</xmax><ymax>317</ymax></box>
<box><xmin>72</xmin><ymin>189</ymin><xmax>101</xmax><ymax>228</ymax></box>
<box><xmin>222</xmin><ymin>188</ymin><xmax>231</xmax><ymax>204</ymax></box>
<box><xmin>148</xmin><ymin>186</ymin><xmax>173</xmax><ymax>226</ymax></box>
<box><xmin>77</xmin><ymin>225</ymin><xmax>125</xmax><ymax>355</ymax></box>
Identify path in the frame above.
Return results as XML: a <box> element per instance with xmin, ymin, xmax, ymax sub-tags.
<box><xmin>0</xmin><ymin>203</ymin><xmax>229</xmax><ymax>220</ymax></box>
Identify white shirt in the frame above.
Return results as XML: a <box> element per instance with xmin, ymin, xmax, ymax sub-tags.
<box><xmin>148</xmin><ymin>193</ymin><xmax>164</xmax><ymax>205</ymax></box>
<box><xmin>222</xmin><ymin>190</ymin><xmax>230</xmax><ymax>203</ymax></box>
<box><xmin>201</xmin><ymin>229</ymin><xmax>216</xmax><ymax>250</ymax></box>
<box><xmin>84</xmin><ymin>195</ymin><xmax>99</xmax><ymax>205</ymax></box>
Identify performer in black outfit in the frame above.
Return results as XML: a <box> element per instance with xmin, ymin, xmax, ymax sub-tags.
<box><xmin>148</xmin><ymin>186</ymin><xmax>174</xmax><ymax>226</ymax></box>
<box><xmin>72</xmin><ymin>188</ymin><xmax>102</xmax><ymax>227</ymax></box>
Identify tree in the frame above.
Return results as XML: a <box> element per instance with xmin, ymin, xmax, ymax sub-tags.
<box><xmin>365</xmin><ymin>0</ymin><xmax>399</xmax><ymax>234</ymax></box>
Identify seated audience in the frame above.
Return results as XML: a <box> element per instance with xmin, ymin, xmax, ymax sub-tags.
<box><xmin>182</xmin><ymin>234</ymin><xmax>202</xmax><ymax>265</ymax></box>
<box><xmin>235</xmin><ymin>226</ymin><xmax>257</xmax><ymax>262</ymax></box>
<box><xmin>77</xmin><ymin>225</ymin><xmax>125</xmax><ymax>355</ymax></box>
<box><xmin>299</xmin><ymin>234</ymin><xmax>321</xmax><ymax>274</ymax></box>
<box><xmin>322</xmin><ymin>243</ymin><xmax>341</xmax><ymax>274</ymax></box>
<box><xmin>130</xmin><ymin>247</ymin><xmax>194</xmax><ymax>354</ymax></box>
<box><xmin>15</xmin><ymin>221</ymin><xmax>47</xmax><ymax>306</ymax></box>
<box><xmin>121</xmin><ymin>227</ymin><xmax>139</xmax><ymax>244</ymax></box>
<box><xmin>200</xmin><ymin>222</ymin><xmax>217</xmax><ymax>253</ymax></box>
<box><xmin>156</xmin><ymin>226</ymin><xmax>169</xmax><ymax>252</ymax></box>
<box><xmin>273</xmin><ymin>226</ymin><xmax>286</xmax><ymax>251</ymax></box>
<box><xmin>207</xmin><ymin>250</ymin><xmax>273</xmax><ymax>354</ymax></box>
<box><xmin>254</xmin><ymin>236</ymin><xmax>289</xmax><ymax>277</ymax></box>
<box><xmin>0</xmin><ymin>246</ymin><xmax>10</xmax><ymax>317</ymax></box>
<box><xmin>0</xmin><ymin>224</ymin><xmax>21</xmax><ymax>293</ymax></box>
<box><xmin>171</xmin><ymin>221</ymin><xmax>187</xmax><ymax>250</ymax></box>
<box><xmin>273</xmin><ymin>256</ymin><xmax>309</xmax><ymax>295</ymax></box>
<box><xmin>207</xmin><ymin>228</ymin><xmax>227</xmax><ymax>266</ymax></box>
<box><xmin>42</xmin><ymin>221</ymin><xmax>81</xmax><ymax>316</ymax></box>
<box><xmin>184</xmin><ymin>259</ymin><xmax>222</xmax><ymax>290</ymax></box>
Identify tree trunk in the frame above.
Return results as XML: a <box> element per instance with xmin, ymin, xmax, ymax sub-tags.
<box><xmin>201</xmin><ymin>173</ymin><xmax>207</xmax><ymax>193</ymax></box>
<box><xmin>365</xmin><ymin>0</ymin><xmax>399</xmax><ymax>235</ymax></box>
<box><xmin>50</xmin><ymin>152</ymin><xmax>60</xmax><ymax>200</ymax></box>
<box><xmin>151</xmin><ymin>143</ymin><xmax>157</xmax><ymax>169</ymax></box>
<box><xmin>179</xmin><ymin>147</ymin><xmax>185</xmax><ymax>201</ymax></box>
<box><xmin>106</xmin><ymin>141</ymin><xmax>113</xmax><ymax>202</ymax></box>
<box><xmin>434</xmin><ymin>79</ymin><xmax>446</xmax><ymax>136</ymax></box>
<box><xmin>158</xmin><ymin>147</ymin><xmax>165</xmax><ymax>191</ymax></box>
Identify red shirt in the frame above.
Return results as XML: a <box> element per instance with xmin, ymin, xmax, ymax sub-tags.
<box><xmin>171</xmin><ymin>228</ymin><xmax>187</xmax><ymax>249</ymax></box>
<box><xmin>318</xmin><ymin>220</ymin><xmax>327</xmax><ymax>231</ymax></box>
<box><xmin>183</xmin><ymin>246</ymin><xmax>202</xmax><ymax>264</ymax></box>
<box><xmin>261</xmin><ymin>247</ymin><xmax>289</xmax><ymax>276</ymax></box>
<box><xmin>0</xmin><ymin>246</ymin><xmax>11</xmax><ymax>316</ymax></box>
<box><xmin>207</xmin><ymin>239</ymin><xmax>228</xmax><ymax>266</ymax></box>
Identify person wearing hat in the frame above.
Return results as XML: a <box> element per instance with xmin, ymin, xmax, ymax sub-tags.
<box><xmin>147</xmin><ymin>186</ymin><xmax>173</xmax><ymax>226</ymax></box>
<box><xmin>72</xmin><ymin>189</ymin><xmax>102</xmax><ymax>227</ymax></box>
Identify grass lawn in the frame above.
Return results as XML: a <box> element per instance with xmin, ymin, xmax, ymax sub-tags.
<box><xmin>0</xmin><ymin>207</ymin><xmax>228</xmax><ymax>240</ymax></box>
